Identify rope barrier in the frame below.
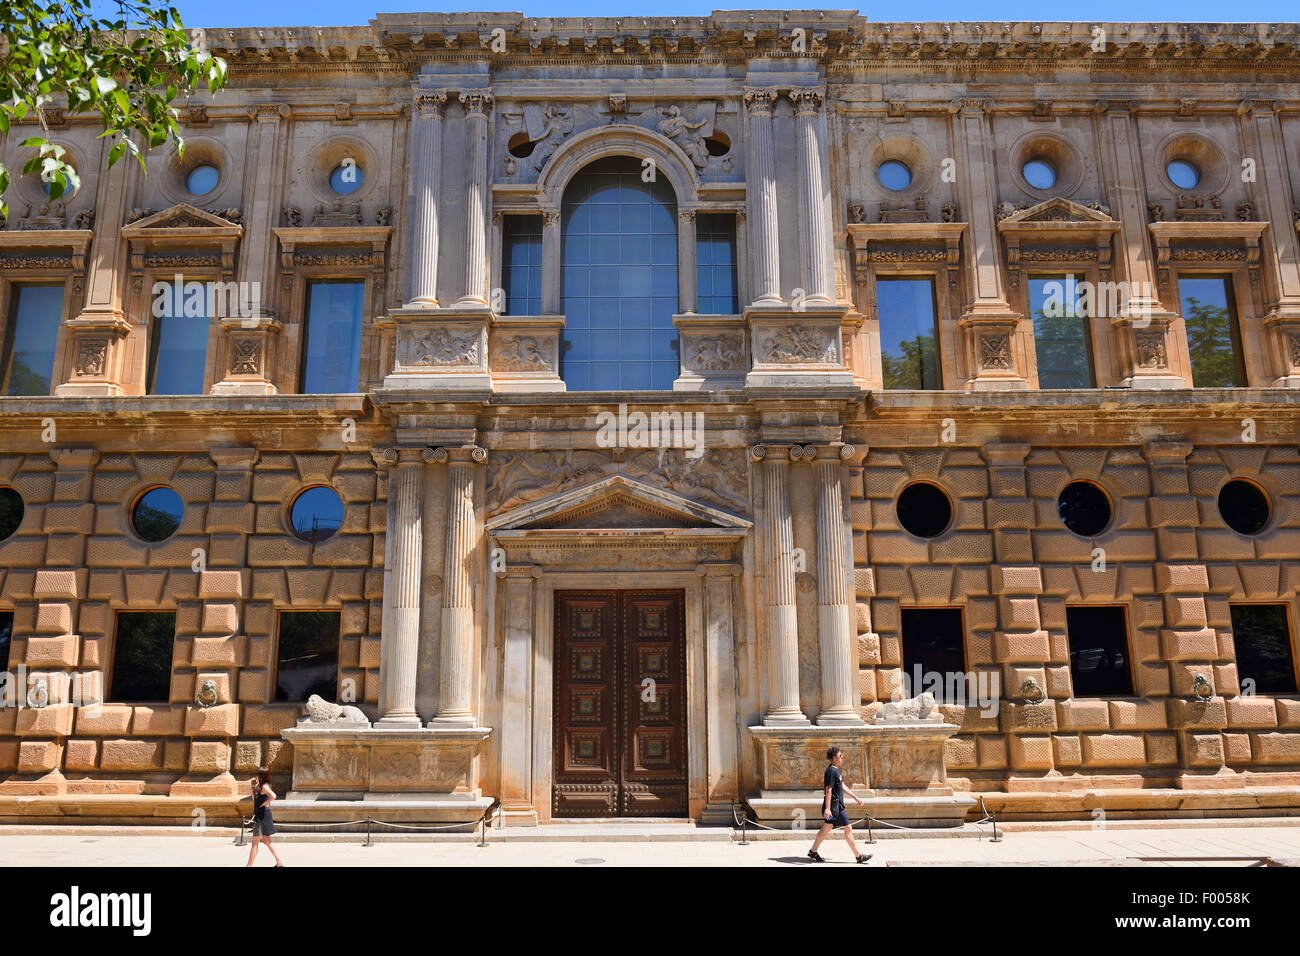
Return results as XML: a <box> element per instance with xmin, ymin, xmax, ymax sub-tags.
<box><xmin>729</xmin><ymin>799</ymin><xmax>1004</xmax><ymax>845</ymax></box>
<box><xmin>233</xmin><ymin>810</ymin><xmax>492</xmax><ymax>846</ymax></box>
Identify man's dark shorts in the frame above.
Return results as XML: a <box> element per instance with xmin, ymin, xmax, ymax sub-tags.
<box><xmin>824</xmin><ymin>808</ymin><xmax>850</xmax><ymax>828</ymax></box>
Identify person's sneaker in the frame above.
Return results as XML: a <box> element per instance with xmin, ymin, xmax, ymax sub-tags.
<box><xmin>807</xmin><ymin>850</ymin><xmax>825</xmax><ymax>862</ymax></box>
<box><xmin>856</xmin><ymin>853</ymin><xmax>872</xmax><ymax>864</ymax></box>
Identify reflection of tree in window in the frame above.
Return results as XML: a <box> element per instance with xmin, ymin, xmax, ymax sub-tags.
<box><xmin>876</xmin><ymin>278</ymin><xmax>940</xmax><ymax>389</ymax></box>
<box><xmin>1180</xmin><ymin>277</ymin><xmax>1245</xmax><ymax>387</ymax></box>
<box><xmin>111</xmin><ymin>612</ymin><xmax>176</xmax><ymax>702</ymax></box>
<box><xmin>276</xmin><ymin>611</ymin><xmax>341</xmax><ymax>702</ymax></box>
<box><xmin>2</xmin><ymin>286</ymin><xmax>64</xmax><ymax>396</ymax></box>
<box><xmin>1029</xmin><ymin>276</ymin><xmax>1093</xmax><ymax>389</ymax></box>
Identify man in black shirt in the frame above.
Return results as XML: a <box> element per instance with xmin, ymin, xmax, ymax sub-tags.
<box><xmin>808</xmin><ymin>746</ymin><xmax>871</xmax><ymax>863</ymax></box>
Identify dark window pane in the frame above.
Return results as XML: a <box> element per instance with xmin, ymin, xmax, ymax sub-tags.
<box><xmin>132</xmin><ymin>486</ymin><xmax>183</xmax><ymax>542</ymax></box>
<box><xmin>0</xmin><ymin>610</ymin><xmax>12</xmax><ymax>675</ymax></box>
<box><xmin>896</xmin><ymin>482</ymin><xmax>952</xmax><ymax>538</ymax></box>
<box><xmin>1066</xmin><ymin>606</ymin><xmax>1133</xmax><ymax>697</ymax></box>
<box><xmin>900</xmin><ymin>608</ymin><xmax>966</xmax><ymax>701</ymax></box>
<box><xmin>1057</xmin><ymin>481</ymin><xmax>1112</xmax><ymax>537</ymax></box>
<box><xmin>876</xmin><ymin>278</ymin><xmax>941</xmax><ymax>389</ymax></box>
<box><xmin>276</xmin><ymin>611</ymin><xmax>341</xmax><ymax>702</ymax></box>
<box><xmin>291</xmin><ymin>486</ymin><xmax>344</xmax><ymax>543</ymax></box>
<box><xmin>301</xmin><ymin>282</ymin><xmax>364</xmax><ymax>393</ymax></box>
<box><xmin>1180</xmin><ymin>276</ymin><xmax>1245</xmax><ymax>387</ymax></box>
<box><xmin>3</xmin><ymin>285</ymin><xmax>64</xmax><ymax>396</ymax></box>
<box><xmin>502</xmin><ymin>215</ymin><xmax>543</xmax><ymax>315</ymax></box>
<box><xmin>111</xmin><ymin>612</ymin><xmax>176</xmax><ymax>702</ymax></box>
<box><xmin>696</xmin><ymin>213</ymin><xmax>738</xmax><ymax>314</ymax></box>
<box><xmin>1230</xmin><ymin>604</ymin><xmax>1297</xmax><ymax>693</ymax></box>
<box><xmin>0</xmin><ymin>487</ymin><xmax>23</xmax><ymax>541</ymax></box>
<box><xmin>1029</xmin><ymin>275</ymin><xmax>1094</xmax><ymax>389</ymax></box>
<box><xmin>1218</xmin><ymin>479</ymin><xmax>1269</xmax><ymax>535</ymax></box>
<box><xmin>561</xmin><ymin>156</ymin><xmax>679</xmax><ymax>390</ymax></box>
<box><xmin>148</xmin><ymin>301</ymin><xmax>210</xmax><ymax>395</ymax></box>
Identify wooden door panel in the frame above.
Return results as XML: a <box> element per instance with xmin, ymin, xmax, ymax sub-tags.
<box><xmin>553</xmin><ymin>589</ymin><xmax>687</xmax><ymax>818</ymax></box>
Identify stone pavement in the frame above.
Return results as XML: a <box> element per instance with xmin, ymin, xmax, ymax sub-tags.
<box><xmin>3</xmin><ymin>820</ymin><xmax>1300</xmax><ymax>866</ymax></box>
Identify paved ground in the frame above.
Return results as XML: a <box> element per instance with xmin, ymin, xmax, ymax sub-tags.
<box><xmin>4</xmin><ymin>821</ymin><xmax>1300</xmax><ymax>866</ymax></box>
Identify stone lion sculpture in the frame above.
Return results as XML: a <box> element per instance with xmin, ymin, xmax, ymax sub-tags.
<box><xmin>874</xmin><ymin>691</ymin><xmax>938</xmax><ymax>724</ymax></box>
<box><xmin>298</xmin><ymin>694</ymin><xmax>370</xmax><ymax>726</ymax></box>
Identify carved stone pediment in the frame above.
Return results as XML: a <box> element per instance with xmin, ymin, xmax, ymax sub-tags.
<box><xmin>996</xmin><ymin>196</ymin><xmax>1116</xmax><ymax>228</ymax></box>
<box><xmin>487</xmin><ymin>474</ymin><xmax>751</xmax><ymax>534</ymax></box>
<box><xmin>123</xmin><ymin>202</ymin><xmax>243</xmax><ymax>231</ymax></box>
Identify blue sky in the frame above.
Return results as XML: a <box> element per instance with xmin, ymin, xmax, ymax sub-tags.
<box><xmin>164</xmin><ymin>2</ymin><xmax>1300</xmax><ymax>30</ymax></box>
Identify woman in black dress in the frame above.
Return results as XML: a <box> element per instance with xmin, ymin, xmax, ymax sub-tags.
<box><xmin>245</xmin><ymin>767</ymin><xmax>285</xmax><ymax>867</ymax></box>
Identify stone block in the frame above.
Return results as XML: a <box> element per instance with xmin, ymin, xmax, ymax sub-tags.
<box><xmin>242</xmin><ymin>705</ymin><xmax>300</xmax><ymax>737</ymax></box>
<box><xmin>100</xmin><ymin>738</ymin><xmax>164</xmax><ymax>771</ymax></box>
<box><xmin>18</xmin><ymin>740</ymin><xmax>62</xmax><ymax>772</ymax></box>
<box><xmin>1108</xmin><ymin>699</ymin><xmax>1167</xmax><ymax>731</ymax></box>
<box><xmin>184</xmin><ymin>704</ymin><xmax>240</xmax><ymax>737</ymax></box>
<box><xmin>1008</xmin><ymin>734</ymin><xmax>1054</xmax><ymax>770</ymax></box>
<box><xmin>1145</xmin><ymin>732</ymin><xmax>1178</xmax><ymax>765</ymax></box>
<box><xmin>15</xmin><ymin>704</ymin><xmax>74</xmax><ymax>736</ymax></box>
<box><xmin>75</xmin><ymin>703</ymin><xmax>133</xmax><ymax>736</ymax></box>
<box><xmin>1000</xmin><ymin>701</ymin><xmax>1057</xmax><ymax>733</ymax></box>
<box><xmin>64</xmin><ymin>738</ymin><xmax>99</xmax><ymax>771</ymax></box>
<box><xmin>234</xmin><ymin>740</ymin><xmax>264</xmax><ymax>773</ymax></box>
<box><xmin>33</xmin><ymin>603</ymin><xmax>73</xmax><ymax>635</ymax></box>
<box><xmin>1057</xmin><ymin>699</ymin><xmax>1110</xmax><ymax>731</ymax></box>
<box><xmin>992</xmin><ymin>566</ymin><xmax>1043</xmax><ymax>593</ymax></box>
<box><xmin>1183</xmin><ymin>732</ymin><xmax>1224</xmax><ymax>767</ymax></box>
<box><xmin>1224</xmin><ymin>697</ymin><xmax>1277</xmax><ymax>728</ymax></box>
<box><xmin>190</xmin><ymin>636</ymin><xmax>243</xmax><ymax>666</ymax></box>
<box><xmin>24</xmin><ymin>634</ymin><xmax>79</xmax><ymax>667</ymax></box>
<box><xmin>993</xmin><ymin>629</ymin><xmax>1050</xmax><ymax>663</ymax></box>
<box><xmin>238</xmin><ymin>668</ymin><xmax>271</xmax><ymax>703</ymax></box>
<box><xmin>945</xmin><ymin>735</ymin><xmax>977</xmax><ymax>770</ymax></box>
<box><xmin>976</xmin><ymin>735</ymin><xmax>1007</xmax><ymax>769</ymax></box>
<box><xmin>1080</xmin><ymin>733</ymin><xmax>1146</xmax><ymax>767</ymax></box>
<box><xmin>1164</xmin><ymin>596</ymin><xmax>1207</xmax><ymax>628</ymax></box>
<box><xmin>1160</xmin><ymin>628</ymin><xmax>1218</xmax><ymax>661</ymax></box>
<box><xmin>1155</xmin><ymin>564</ymin><xmax>1209</xmax><ymax>593</ymax></box>
<box><xmin>1276</xmin><ymin>699</ymin><xmax>1300</xmax><ymax>729</ymax></box>
<box><xmin>188</xmin><ymin>740</ymin><xmax>232</xmax><ymax>773</ymax></box>
<box><xmin>1166</xmin><ymin>697</ymin><xmax>1228</xmax><ymax>731</ymax></box>
<box><xmin>856</xmin><ymin>633</ymin><xmax>881</xmax><ymax>666</ymax></box>
<box><xmin>1053</xmin><ymin>734</ymin><xmax>1082</xmax><ymax>767</ymax></box>
<box><xmin>131</xmin><ymin>705</ymin><xmax>187</xmax><ymax>736</ymax></box>
<box><xmin>200</xmin><ymin>603</ymin><xmax>239</xmax><ymax>636</ymax></box>
<box><xmin>1251</xmin><ymin>732</ymin><xmax>1300</xmax><ymax>764</ymax></box>
<box><xmin>33</xmin><ymin>569</ymin><xmax>81</xmax><ymax>599</ymax></box>
<box><xmin>1222</xmin><ymin>732</ymin><xmax>1252</xmax><ymax>764</ymax></box>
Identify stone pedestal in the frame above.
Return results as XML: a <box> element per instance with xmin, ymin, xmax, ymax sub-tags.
<box><xmin>744</xmin><ymin>306</ymin><xmax>855</xmax><ymax>392</ymax></box>
<box><xmin>382</xmin><ymin>306</ymin><xmax>493</xmax><ymax>391</ymax></box>
<box><xmin>278</xmin><ymin>726</ymin><xmax>493</xmax><ymax>827</ymax></box>
<box><xmin>747</xmin><ymin>723</ymin><xmax>974</xmax><ymax>829</ymax></box>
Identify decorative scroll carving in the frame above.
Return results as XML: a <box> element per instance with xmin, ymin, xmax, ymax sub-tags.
<box><xmin>860</xmin><ymin>244</ymin><xmax>947</xmax><ymax>263</ymax></box>
<box><xmin>18</xmin><ymin>201</ymin><xmax>66</xmax><ymax>230</ymax></box>
<box><xmin>74</xmin><ymin>338</ymin><xmax>108</xmax><ymax>377</ymax></box>
<box><xmin>0</xmin><ymin>255</ymin><xmax>73</xmax><ymax>269</ymax></box>
<box><xmin>1017</xmin><ymin>246</ymin><xmax>1099</xmax><ymax>262</ymax></box>
<box><xmin>692</xmin><ymin>334</ymin><xmax>744</xmax><ymax>370</ymax></box>
<box><xmin>758</xmin><ymin>326</ymin><xmax>839</xmax><ymax>364</ymax></box>
<box><xmin>414</xmin><ymin>90</ymin><xmax>448</xmax><ymax>117</ymax></box>
<box><xmin>493</xmin><ymin>335</ymin><xmax>550</xmax><ymax>371</ymax></box>
<box><xmin>282</xmin><ymin>207</ymin><xmax>303</xmax><ymax>227</ymax></box>
<box><xmin>401</xmin><ymin>327</ymin><xmax>480</xmax><ymax>367</ymax></box>
<box><xmin>1175</xmin><ymin>196</ymin><xmax>1223</xmax><ymax>222</ymax></box>
<box><xmin>292</xmin><ymin>252</ymin><xmax>372</xmax><ymax>266</ymax></box>
<box><xmin>142</xmin><ymin>253</ymin><xmax>222</xmax><ymax>268</ymax></box>
<box><xmin>1169</xmin><ymin>247</ymin><xmax>1247</xmax><ymax>261</ymax></box>
<box><xmin>1134</xmin><ymin>329</ymin><xmax>1168</xmax><ymax>368</ymax></box>
<box><xmin>979</xmin><ymin>334</ymin><xmax>1012</xmax><ymax>370</ymax></box>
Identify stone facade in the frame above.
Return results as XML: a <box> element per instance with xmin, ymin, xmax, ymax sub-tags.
<box><xmin>1</xmin><ymin>14</ymin><xmax>1300</xmax><ymax>825</ymax></box>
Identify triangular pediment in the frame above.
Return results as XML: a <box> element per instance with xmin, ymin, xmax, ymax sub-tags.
<box><xmin>1000</xmin><ymin>197</ymin><xmax>1115</xmax><ymax>225</ymax></box>
<box><xmin>486</xmin><ymin>474</ymin><xmax>751</xmax><ymax>533</ymax></box>
<box><xmin>124</xmin><ymin>203</ymin><xmax>240</xmax><ymax>231</ymax></box>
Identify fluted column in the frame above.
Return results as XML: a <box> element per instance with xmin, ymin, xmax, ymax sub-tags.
<box><xmin>374</xmin><ymin>446</ymin><xmax>438</xmax><ymax>727</ymax></box>
<box><xmin>754</xmin><ymin>445</ymin><xmax>807</xmax><ymax>725</ymax></box>
<box><xmin>541</xmin><ymin>210</ymin><xmax>561</xmax><ymax>314</ymax></box>
<box><xmin>812</xmin><ymin>444</ymin><xmax>862</xmax><ymax>725</ymax></box>
<box><xmin>456</xmin><ymin>89</ymin><xmax>494</xmax><ymax>308</ymax></box>
<box><xmin>407</xmin><ymin>90</ymin><xmax>448</xmax><ymax>307</ymax></box>
<box><xmin>432</xmin><ymin>446</ymin><xmax>486</xmax><ymax>727</ymax></box>
<box><xmin>788</xmin><ymin>88</ymin><xmax>833</xmax><ymax>305</ymax></box>
<box><xmin>743</xmin><ymin>88</ymin><xmax>782</xmax><ymax>305</ymax></box>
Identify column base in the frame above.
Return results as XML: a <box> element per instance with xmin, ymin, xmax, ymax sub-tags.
<box><xmin>427</xmin><ymin>714</ymin><xmax>479</xmax><ymax>729</ymax></box>
<box><xmin>375</xmin><ymin>715</ymin><xmax>424</xmax><ymax>729</ymax></box>
<box><xmin>1122</xmin><ymin>373</ymin><xmax>1188</xmax><ymax>389</ymax></box>
<box><xmin>762</xmin><ymin>712</ymin><xmax>812</xmax><ymax>727</ymax></box>
<box><xmin>495</xmin><ymin>804</ymin><xmax>540</xmax><ymax>827</ymax></box>
<box><xmin>210</xmin><ymin>380</ymin><xmax>279</xmax><ymax>396</ymax></box>
<box><xmin>815</xmin><ymin>712</ymin><xmax>866</xmax><ymax>727</ymax></box>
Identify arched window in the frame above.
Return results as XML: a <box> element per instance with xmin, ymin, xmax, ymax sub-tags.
<box><xmin>561</xmin><ymin>156</ymin><xmax>679</xmax><ymax>390</ymax></box>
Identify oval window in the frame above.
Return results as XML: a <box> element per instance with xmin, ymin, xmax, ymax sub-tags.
<box><xmin>896</xmin><ymin>482</ymin><xmax>953</xmax><ymax>538</ymax></box>
<box><xmin>330</xmin><ymin>162</ymin><xmax>363</xmax><ymax>194</ymax></box>
<box><xmin>186</xmin><ymin>164</ymin><xmax>219</xmax><ymax>196</ymax></box>
<box><xmin>1022</xmin><ymin>158</ymin><xmax>1057</xmax><ymax>190</ymax></box>
<box><xmin>1218</xmin><ymin>479</ymin><xmax>1269</xmax><ymax>536</ymax></box>
<box><xmin>0</xmin><ymin>487</ymin><xmax>24</xmax><ymax>541</ymax></box>
<box><xmin>507</xmin><ymin>132</ymin><xmax>536</xmax><ymax>158</ymax></box>
<box><xmin>1057</xmin><ymin>481</ymin><xmax>1112</xmax><ymax>537</ymax></box>
<box><xmin>132</xmin><ymin>486</ymin><xmax>184</xmax><ymax>542</ymax></box>
<box><xmin>1167</xmin><ymin>159</ymin><xmax>1200</xmax><ymax>190</ymax></box>
<box><xmin>291</xmin><ymin>486</ymin><xmax>345</xmax><ymax>543</ymax></box>
<box><xmin>876</xmin><ymin>160</ymin><xmax>912</xmax><ymax>192</ymax></box>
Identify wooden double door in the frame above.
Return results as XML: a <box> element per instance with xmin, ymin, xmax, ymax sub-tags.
<box><xmin>553</xmin><ymin>590</ymin><xmax>688</xmax><ymax>817</ymax></box>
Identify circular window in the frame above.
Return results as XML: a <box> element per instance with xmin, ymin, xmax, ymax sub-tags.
<box><xmin>186</xmin><ymin>164</ymin><xmax>219</xmax><ymax>196</ymax></box>
<box><xmin>1057</xmin><ymin>481</ymin><xmax>1112</xmax><ymax>537</ymax></box>
<box><xmin>1218</xmin><ymin>479</ymin><xmax>1269</xmax><ymax>536</ymax></box>
<box><xmin>1167</xmin><ymin>159</ymin><xmax>1200</xmax><ymax>190</ymax></box>
<box><xmin>507</xmin><ymin>132</ymin><xmax>535</xmax><ymax>158</ymax></box>
<box><xmin>132</xmin><ymin>486</ymin><xmax>184</xmax><ymax>542</ymax></box>
<box><xmin>896</xmin><ymin>482</ymin><xmax>953</xmax><ymax>538</ymax></box>
<box><xmin>1022</xmin><ymin>158</ymin><xmax>1057</xmax><ymax>190</ymax></box>
<box><xmin>330</xmin><ymin>161</ymin><xmax>363</xmax><ymax>194</ymax></box>
<box><xmin>291</xmin><ymin>486</ymin><xmax>345</xmax><ymax>543</ymax></box>
<box><xmin>704</xmin><ymin>131</ymin><xmax>731</xmax><ymax>157</ymax></box>
<box><xmin>0</xmin><ymin>487</ymin><xmax>24</xmax><ymax>541</ymax></box>
<box><xmin>876</xmin><ymin>160</ymin><xmax>912</xmax><ymax>192</ymax></box>
<box><xmin>41</xmin><ymin>172</ymin><xmax>78</xmax><ymax>198</ymax></box>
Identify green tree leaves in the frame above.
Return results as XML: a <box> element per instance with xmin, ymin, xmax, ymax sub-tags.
<box><xmin>0</xmin><ymin>0</ymin><xmax>228</xmax><ymax>218</ymax></box>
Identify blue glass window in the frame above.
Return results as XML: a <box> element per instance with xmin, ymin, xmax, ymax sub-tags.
<box><xmin>502</xmin><ymin>215</ymin><xmax>543</xmax><ymax>315</ymax></box>
<box><xmin>330</xmin><ymin>163</ymin><xmax>363</xmax><ymax>194</ymax></box>
<box><xmin>876</xmin><ymin>278</ymin><xmax>941</xmax><ymax>389</ymax></box>
<box><xmin>1180</xmin><ymin>276</ymin><xmax>1245</xmax><ymax>387</ymax></box>
<box><xmin>1029</xmin><ymin>274</ymin><xmax>1094</xmax><ymax>389</ymax></box>
<box><xmin>2</xmin><ymin>285</ymin><xmax>65</xmax><ymax>395</ymax></box>
<box><xmin>696</xmin><ymin>213</ymin><xmax>738</xmax><ymax>315</ymax></box>
<box><xmin>301</xmin><ymin>282</ymin><xmax>364</xmax><ymax>393</ymax></box>
<box><xmin>148</xmin><ymin>284</ymin><xmax>209</xmax><ymax>395</ymax></box>
<box><xmin>561</xmin><ymin>156</ymin><xmax>679</xmax><ymax>391</ymax></box>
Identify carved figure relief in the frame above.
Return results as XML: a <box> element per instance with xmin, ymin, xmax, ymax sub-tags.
<box><xmin>529</xmin><ymin>105</ymin><xmax>575</xmax><ymax>171</ymax></box>
<box><xmin>494</xmin><ymin>335</ymin><xmax>550</xmax><ymax>372</ymax></box>
<box><xmin>656</xmin><ymin>105</ymin><xmax>711</xmax><ymax>169</ymax></box>
<box><xmin>979</xmin><ymin>334</ymin><xmax>1012</xmax><ymax>370</ymax></box>
<box><xmin>487</xmin><ymin>450</ymin><xmax>613</xmax><ymax>513</ymax></box>
<box><xmin>1134</xmin><ymin>329</ymin><xmax>1168</xmax><ymax>368</ymax></box>
<box><xmin>402</xmin><ymin>328</ymin><xmax>480</xmax><ymax>367</ymax></box>
<box><xmin>692</xmin><ymin>334</ymin><xmax>744</xmax><ymax>370</ymax></box>
<box><xmin>75</xmin><ymin>338</ymin><xmax>108</xmax><ymax>377</ymax></box>
<box><xmin>759</xmin><ymin>326</ymin><xmax>838</xmax><ymax>364</ymax></box>
<box><xmin>625</xmin><ymin>448</ymin><xmax>749</xmax><ymax>514</ymax></box>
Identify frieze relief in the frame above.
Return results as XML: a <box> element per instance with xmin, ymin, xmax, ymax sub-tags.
<box><xmin>74</xmin><ymin>338</ymin><xmax>108</xmax><ymax>377</ymax></box>
<box><xmin>1134</xmin><ymin>329</ymin><xmax>1168</xmax><ymax>369</ymax></box>
<box><xmin>756</xmin><ymin>326</ymin><xmax>839</xmax><ymax>365</ymax></box>
<box><xmin>231</xmin><ymin>338</ymin><xmax>262</xmax><ymax>375</ymax></box>
<box><xmin>492</xmin><ymin>335</ymin><xmax>552</xmax><ymax>372</ymax></box>
<box><xmin>690</xmin><ymin>333</ymin><xmax>745</xmax><ymax>370</ymax></box>
<box><xmin>398</xmin><ymin>327</ymin><xmax>481</xmax><ymax>367</ymax></box>
<box><xmin>979</xmin><ymin>333</ymin><xmax>1012</xmax><ymax>370</ymax></box>
<box><xmin>1288</xmin><ymin>332</ymin><xmax>1300</xmax><ymax>368</ymax></box>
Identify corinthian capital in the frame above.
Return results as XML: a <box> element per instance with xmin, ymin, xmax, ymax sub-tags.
<box><xmin>743</xmin><ymin>88</ymin><xmax>779</xmax><ymax>115</ymax></box>
<box><xmin>414</xmin><ymin>90</ymin><xmax>449</xmax><ymax>118</ymax></box>
<box><xmin>459</xmin><ymin>89</ymin><xmax>495</xmax><ymax>118</ymax></box>
<box><xmin>787</xmin><ymin>88</ymin><xmax>824</xmax><ymax>116</ymax></box>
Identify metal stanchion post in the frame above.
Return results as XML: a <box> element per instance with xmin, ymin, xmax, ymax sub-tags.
<box><xmin>865</xmin><ymin>814</ymin><xmax>875</xmax><ymax>845</ymax></box>
<box><xmin>478</xmin><ymin>814</ymin><xmax>488</xmax><ymax>847</ymax></box>
<box><xmin>364</xmin><ymin>816</ymin><xmax>373</xmax><ymax>847</ymax></box>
